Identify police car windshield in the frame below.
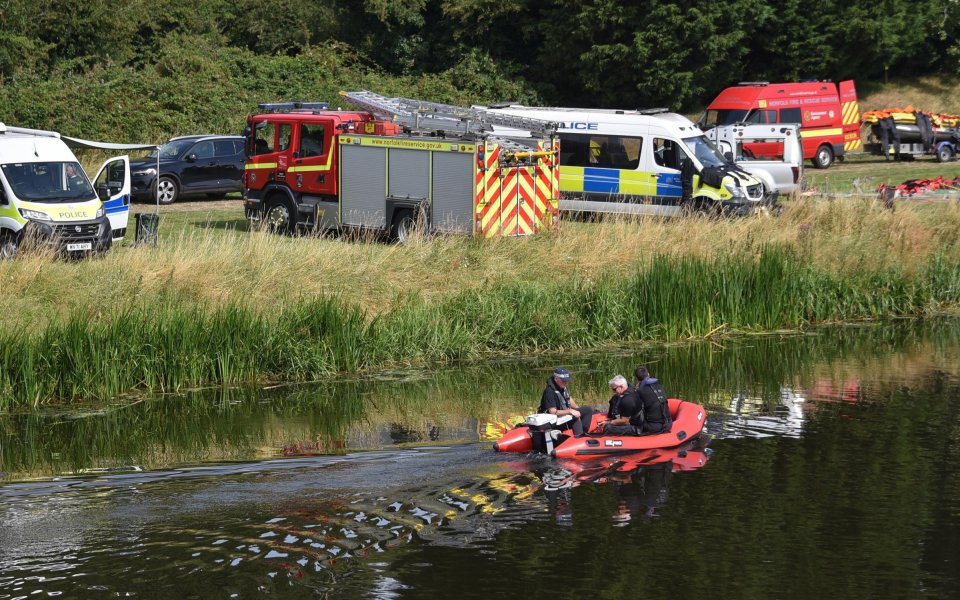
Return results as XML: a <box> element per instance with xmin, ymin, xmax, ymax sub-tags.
<box><xmin>1</xmin><ymin>162</ymin><xmax>96</xmax><ymax>203</ymax></box>
<box><xmin>700</xmin><ymin>109</ymin><xmax>748</xmax><ymax>129</ymax></box>
<box><xmin>682</xmin><ymin>136</ymin><xmax>727</xmax><ymax>168</ymax></box>
<box><xmin>148</xmin><ymin>139</ymin><xmax>199</xmax><ymax>159</ymax></box>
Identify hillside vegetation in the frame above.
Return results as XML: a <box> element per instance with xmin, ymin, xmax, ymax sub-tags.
<box><xmin>859</xmin><ymin>75</ymin><xmax>960</xmax><ymax>113</ymax></box>
<box><xmin>1</xmin><ymin>0</ymin><xmax>958</xmax><ymax>142</ymax></box>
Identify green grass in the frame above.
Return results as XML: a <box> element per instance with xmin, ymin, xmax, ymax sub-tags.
<box><xmin>802</xmin><ymin>154</ymin><xmax>960</xmax><ymax>195</ymax></box>
<box><xmin>2</xmin><ymin>243</ymin><xmax>959</xmax><ymax>409</ymax></box>
<box><xmin>3</xmin><ymin>195</ymin><xmax>960</xmax><ymax>408</ymax></box>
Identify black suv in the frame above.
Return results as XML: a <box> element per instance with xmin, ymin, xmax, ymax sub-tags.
<box><xmin>131</xmin><ymin>135</ymin><xmax>245</xmax><ymax>204</ymax></box>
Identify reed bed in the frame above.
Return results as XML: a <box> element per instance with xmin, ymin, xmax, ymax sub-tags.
<box><xmin>2</xmin><ymin>204</ymin><xmax>960</xmax><ymax>408</ymax></box>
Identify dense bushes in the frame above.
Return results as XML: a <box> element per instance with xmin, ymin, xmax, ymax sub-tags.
<box><xmin>2</xmin><ymin>0</ymin><xmax>958</xmax><ymax>141</ymax></box>
<box><xmin>0</xmin><ymin>35</ymin><xmax>536</xmax><ymax>142</ymax></box>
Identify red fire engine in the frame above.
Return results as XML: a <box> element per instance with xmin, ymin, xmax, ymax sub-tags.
<box><xmin>243</xmin><ymin>92</ymin><xmax>561</xmax><ymax>241</ymax></box>
<box><xmin>699</xmin><ymin>80</ymin><xmax>861</xmax><ymax>169</ymax></box>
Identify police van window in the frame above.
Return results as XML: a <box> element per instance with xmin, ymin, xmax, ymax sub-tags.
<box><xmin>682</xmin><ymin>136</ymin><xmax>726</xmax><ymax>168</ymax></box>
<box><xmin>1</xmin><ymin>162</ymin><xmax>95</xmax><ymax>202</ymax></box>
<box><xmin>653</xmin><ymin>138</ymin><xmax>685</xmax><ymax>170</ymax></box>
<box><xmin>299</xmin><ymin>123</ymin><xmax>326</xmax><ymax>158</ymax></box>
<box><xmin>254</xmin><ymin>122</ymin><xmax>275</xmax><ymax>155</ymax></box>
<box><xmin>95</xmin><ymin>160</ymin><xmax>126</xmax><ymax>191</ymax></box>
<box><xmin>558</xmin><ymin>133</ymin><xmax>641</xmax><ymax>169</ymax></box>
<box><xmin>278</xmin><ymin>124</ymin><xmax>293</xmax><ymax>152</ymax></box>
<box><xmin>779</xmin><ymin>108</ymin><xmax>802</xmax><ymax>124</ymax></box>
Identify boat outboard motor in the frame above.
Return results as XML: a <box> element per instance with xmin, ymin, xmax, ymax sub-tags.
<box><xmin>523</xmin><ymin>413</ymin><xmax>573</xmax><ymax>454</ymax></box>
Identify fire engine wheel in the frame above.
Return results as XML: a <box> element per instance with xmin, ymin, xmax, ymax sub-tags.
<box><xmin>812</xmin><ymin>145</ymin><xmax>834</xmax><ymax>169</ymax></box>
<box><xmin>390</xmin><ymin>209</ymin><xmax>416</xmax><ymax>244</ymax></box>
<box><xmin>937</xmin><ymin>145</ymin><xmax>955</xmax><ymax>163</ymax></box>
<box><xmin>265</xmin><ymin>197</ymin><xmax>297</xmax><ymax>234</ymax></box>
<box><xmin>157</xmin><ymin>177</ymin><xmax>179</xmax><ymax>205</ymax></box>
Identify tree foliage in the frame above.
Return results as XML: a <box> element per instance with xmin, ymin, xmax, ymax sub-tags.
<box><xmin>0</xmin><ymin>0</ymin><xmax>957</xmax><ymax>140</ymax></box>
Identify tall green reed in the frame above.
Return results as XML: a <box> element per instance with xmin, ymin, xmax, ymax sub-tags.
<box><xmin>3</xmin><ymin>247</ymin><xmax>959</xmax><ymax>408</ymax></box>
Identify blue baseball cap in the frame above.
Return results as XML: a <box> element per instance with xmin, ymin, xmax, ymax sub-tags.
<box><xmin>553</xmin><ymin>367</ymin><xmax>572</xmax><ymax>381</ymax></box>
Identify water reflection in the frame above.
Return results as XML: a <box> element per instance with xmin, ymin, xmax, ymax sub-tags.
<box><xmin>537</xmin><ymin>439</ymin><xmax>712</xmax><ymax>525</ymax></box>
<box><xmin>715</xmin><ymin>387</ymin><xmax>808</xmax><ymax>438</ymax></box>
<box><xmin>3</xmin><ymin>319</ymin><xmax>960</xmax><ymax>481</ymax></box>
<box><xmin>1</xmin><ymin>320</ymin><xmax>960</xmax><ymax>598</ymax></box>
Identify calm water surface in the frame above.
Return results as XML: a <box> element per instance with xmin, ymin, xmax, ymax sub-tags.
<box><xmin>1</xmin><ymin>322</ymin><xmax>959</xmax><ymax>599</ymax></box>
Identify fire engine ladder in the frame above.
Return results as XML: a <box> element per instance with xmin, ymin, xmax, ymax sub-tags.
<box><xmin>340</xmin><ymin>90</ymin><xmax>559</xmax><ymax>139</ymax></box>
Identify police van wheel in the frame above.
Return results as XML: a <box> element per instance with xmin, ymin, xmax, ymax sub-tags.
<box><xmin>157</xmin><ymin>177</ymin><xmax>179</xmax><ymax>205</ymax></box>
<box><xmin>0</xmin><ymin>232</ymin><xmax>18</xmax><ymax>260</ymax></box>
<box><xmin>683</xmin><ymin>201</ymin><xmax>717</xmax><ymax>218</ymax></box>
<box><xmin>390</xmin><ymin>209</ymin><xmax>415</xmax><ymax>244</ymax></box>
<box><xmin>812</xmin><ymin>145</ymin><xmax>834</xmax><ymax>169</ymax></box>
<box><xmin>265</xmin><ymin>196</ymin><xmax>297</xmax><ymax>234</ymax></box>
<box><xmin>937</xmin><ymin>145</ymin><xmax>955</xmax><ymax>163</ymax></box>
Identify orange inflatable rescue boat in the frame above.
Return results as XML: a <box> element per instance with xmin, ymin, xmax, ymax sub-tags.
<box><xmin>493</xmin><ymin>399</ymin><xmax>707</xmax><ymax>459</ymax></box>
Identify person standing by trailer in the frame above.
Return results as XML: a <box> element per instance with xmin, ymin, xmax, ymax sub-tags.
<box><xmin>634</xmin><ymin>366</ymin><xmax>673</xmax><ymax>434</ymax></box>
<box><xmin>539</xmin><ymin>368</ymin><xmax>595</xmax><ymax>437</ymax></box>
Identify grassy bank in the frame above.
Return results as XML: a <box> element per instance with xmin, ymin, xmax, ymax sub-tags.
<box><xmin>7</xmin><ymin>195</ymin><xmax>960</xmax><ymax>326</ymax></box>
<box><xmin>2</xmin><ymin>197</ymin><xmax>960</xmax><ymax>408</ymax></box>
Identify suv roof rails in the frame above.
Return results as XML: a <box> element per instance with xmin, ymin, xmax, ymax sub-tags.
<box><xmin>170</xmin><ymin>134</ymin><xmax>243</xmax><ymax>142</ymax></box>
<box><xmin>258</xmin><ymin>101</ymin><xmax>330</xmax><ymax>113</ymax></box>
<box><xmin>635</xmin><ymin>108</ymin><xmax>670</xmax><ymax>115</ymax></box>
<box><xmin>737</xmin><ymin>81</ymin><xmax>769</xmax><ymax>86</ymax></box>
<box><xmin>170</xmin><ymin>134</ymin><xmax>217</xmax><ymax>140</ymax></box>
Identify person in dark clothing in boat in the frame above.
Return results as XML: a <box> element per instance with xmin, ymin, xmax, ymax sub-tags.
<box><xmin>633</xmin><ymin>366</ymin><xmax>673</xmax><ymax>434</ymax></box>
<box><xmin>598</xmin><ymin>374</ymin><xmax>644</xmax><ymax>436</ymax></box>
<box><xmin>539</xmin><ymin>367</ymin><xmax>595</xmax><ymax>437</ymax></box>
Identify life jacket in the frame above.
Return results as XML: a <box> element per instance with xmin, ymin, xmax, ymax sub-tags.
<box><xmin>634</xmin><ymin>378</ymin><xmax>672</xmax><ymax>431</ymax></box>
<box><xmin>540</xmin><ymin>378</ymin><xmax>571</xmax><ymax>413</ymax></box>
<box><xmin>607</xmin><ymin>384</ymin><xmax>643</xmax><ymax>420</ymax></box>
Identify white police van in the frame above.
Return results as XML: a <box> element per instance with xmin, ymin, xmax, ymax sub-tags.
<box><xmin>0</xmin><ymin>124</ymin><xmax>133</xmax><ymax>257</ymax></box>
<box><xmin>487</xmin><ymin>106</ymin><xmax>765</xmax><ymax>216</ymax></box>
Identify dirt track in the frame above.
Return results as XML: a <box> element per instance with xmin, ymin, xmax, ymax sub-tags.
<box><xmin>130</xmin><ymin>197</ymin><xmax>243</xmax><ymax>214</ymax></box>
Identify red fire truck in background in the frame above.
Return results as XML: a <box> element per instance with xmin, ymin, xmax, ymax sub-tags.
<box><xmin>243</xmin><ymin>92</ymin><xmax>561</xmax><ymax>242</ymax></box>
<box><xmin>699</xmin><ymin>80</ymin><xmax>861</xmax><ymax>169</ymax></box>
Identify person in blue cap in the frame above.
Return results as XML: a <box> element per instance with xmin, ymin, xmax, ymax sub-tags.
<box><xmin>538</xmin><ymin>367</ymin><xmax>595</xmax><ymax>436</ymax></box>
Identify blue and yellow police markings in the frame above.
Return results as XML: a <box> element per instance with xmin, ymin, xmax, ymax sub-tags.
<box><xmin>560</xmin><ymin>167</ymin><xmax>683</xmax><ymax>198</ymax></box>
<box><xmin>102</xmin><ymin>194</ymin><xmax>129</xmax><ymax>215</ymax></box>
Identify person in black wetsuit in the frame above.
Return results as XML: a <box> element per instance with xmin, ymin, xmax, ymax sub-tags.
<box><xmin>633</xmin><ymin>366</ymin><xmax>673</xmax><ymax>434</ymax></box>
<box><xmin>538</xmin><ymin>367</ymin><xmax>594</xmax><ymax>437</ymax></box>
<box><xmin>598</xmin><ymin>374</ymin><xmax>643</xmax><ymax>436</ymax></box>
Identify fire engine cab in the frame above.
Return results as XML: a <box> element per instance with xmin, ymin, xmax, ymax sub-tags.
<box><xmin>699</xmin><ymin>80</ymin><xmax>861</xmax><ymax>169</ymax></box>
<box><xmin>243</xmin><ymin>92</ymin><xmax>561</xmax><ymax>241</ymax></box>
